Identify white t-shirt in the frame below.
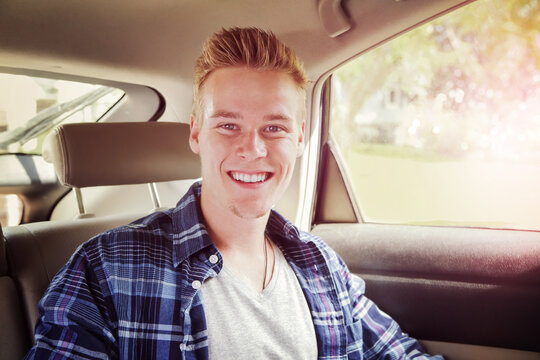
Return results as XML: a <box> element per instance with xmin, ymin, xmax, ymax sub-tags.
<box><xmin>200</xmin><ymin>245</ymin><xmax>318</xmax><ymax>359</ymax></box>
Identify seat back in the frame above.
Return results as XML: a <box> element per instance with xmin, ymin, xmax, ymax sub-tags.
<box><xmin>2</xmin><ymin>122</ymin><xmax>201</xmax><ymax>358</ymax></box>
<box><xmin>0</xmin><ymin>223</ymin><xmax>30</xmax><ymax>360</ymax></box>
<box><xmin>4</xmin><ymin>214</ymin><xmax>141</xmax><ymax>343</ymax></box>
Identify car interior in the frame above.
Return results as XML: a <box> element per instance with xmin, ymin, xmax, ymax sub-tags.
<box><xmin>1</xmin><ymin>0</ymin><xmax>539</xmax><ymax>359</ymax></box>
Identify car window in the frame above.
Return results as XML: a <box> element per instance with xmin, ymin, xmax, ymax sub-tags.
<box><xmin>0</xmin><ymin>194</ymin><xmax>23</xmax><ymax>226</ymax></box>
<box><xmin>330</xmin><ymin>0</ymin><xmax>540</xmax><ymax>231</ymax></box>
<box><xmin>0</xmin><ymin>73</ymin><xmax>124</xmax><ymax>155</ymax></box>
<box><xmin>0</xmin><ymin>73</ymin><xmax>124</xmax><ymax>225</ymax></box>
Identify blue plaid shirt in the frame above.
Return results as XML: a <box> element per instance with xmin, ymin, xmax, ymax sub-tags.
<box><xmin>26</xmin><ymin>182</ymin><xmax>442</xmax><ymax>359</ymax></box>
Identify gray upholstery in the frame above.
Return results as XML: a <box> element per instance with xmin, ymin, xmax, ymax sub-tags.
<box><xmin>43</xmin><ymin>122</ymin><xmax>201</xmax><ymax>188</ymax></box>
<box><xmin>0</xmin><ymin>224</ymin><xmax>6</xmax><ymax>275</ymax></box>
<box><xmin>1</xmin><ymin>224</ymin><xmax>31</xmax><ymax>360</ymax></box>
<box><xmin>3</xmin><ymin>121</ymin><xmax>202</xmax><ymax>359</ymax></box>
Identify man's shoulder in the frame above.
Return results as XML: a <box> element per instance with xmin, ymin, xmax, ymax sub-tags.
<box><xmin>78</xmin><ymin>209</ymin><xmax>176</xmax><ymax>264</ymax></box>
<box><xmin>85</xmin><ymin>179</ymin><xmax>202</xmax><ymax>250</ymax></box>
<box><xmin>298</xmin><ymin>228</ymin><xmax>343</xmax><ymax>265</ymax></box>
<box><xmin>92</xmin><ymin>208</ymin><xmax>174</xmax><ymax>241</ymax></box>
<box><xmin>268</xmin><ymin>211</ymin><xmax>343</xmax><ymax>269</ymax></box>
<box><xmin>75</xmin><ymin>182</ymin><xmax>207</xmax><ymax>271</ymax></box>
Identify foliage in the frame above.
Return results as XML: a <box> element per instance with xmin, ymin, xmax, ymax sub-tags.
<box><xmin>331</xmin><ymin>0</ymin><xmax>540</xmax><ymax>162</ymax></box>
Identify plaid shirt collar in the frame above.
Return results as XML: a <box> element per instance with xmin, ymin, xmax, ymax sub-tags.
<box><xmin>170</xmin><ymin>181</ymin><xmax>306</xmax><ymax>268</ymax></box>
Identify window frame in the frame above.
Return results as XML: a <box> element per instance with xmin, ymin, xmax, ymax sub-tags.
<box><xmin>313</xmin><ymin>1</ymin><xmax>540</xmax><ymax>231</ymax></box>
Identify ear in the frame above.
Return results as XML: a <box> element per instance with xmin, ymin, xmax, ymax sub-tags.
<box><xmin>296</xmin><ymin>121</ymin><xmax>305</xmax><ymax>157</ymax></box>
<box><xmin>189</xmin><ymin>116</ymin><xmax>201</xmax><ymax>154</ymax></box>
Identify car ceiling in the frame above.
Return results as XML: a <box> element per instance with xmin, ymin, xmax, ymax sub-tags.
<box><xmin>0</xmin><ymin>0</ymin><xmax>469</xmax><ymax>124</ymax></box>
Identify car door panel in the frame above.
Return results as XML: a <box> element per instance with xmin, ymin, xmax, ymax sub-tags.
<box><xmin>312</xmin><ymin>223</ymin><xmax>540</xmax><ymax>357</ymax></box>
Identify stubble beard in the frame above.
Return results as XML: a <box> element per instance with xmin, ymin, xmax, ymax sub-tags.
<box><xmin>228</xmin><ymin>201</ymin><xmax>270</xmax><ymax>220</ymax></box>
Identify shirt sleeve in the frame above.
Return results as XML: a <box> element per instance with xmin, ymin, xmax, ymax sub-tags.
<box><xmin>337</xmin><ymin>256</ymin><xmax>444</xmax><ymax>360</ymax></box>
<box><xmin>24</xmin><ymin>246</ymin><xmax>117</xmax><ymax>360</ymax></box>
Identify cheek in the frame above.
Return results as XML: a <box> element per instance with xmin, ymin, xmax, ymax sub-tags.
<box><xmin>200</xmin><ymin>132</ymin><xmax>220</xmax><ymax>154</ymax></box>
<box><xmin>271</xmin><ymin>139</ymin><xmax>299</xmax><ymax>166</ymax></box>
<box><xmin>199</xmin><ymin>135</ymin><xmax>233</xmax><ymax>166</ymax></box>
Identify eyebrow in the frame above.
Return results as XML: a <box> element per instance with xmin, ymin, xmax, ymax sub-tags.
<box><xmin>209</xmin><ymin>110</ymin><xmax>241</xmax><ymax>120</ymax></box>
<box><xmin>264</xmin><ymin>113</ymin><xmax>293</xmax><ymax>122</ymax></box>
<box><xmin>209</xmin><ymin>110</ymin><xmax>293</xmax><ymax>122</ymax></box>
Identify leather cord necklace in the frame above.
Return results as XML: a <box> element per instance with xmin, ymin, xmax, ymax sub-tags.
<box><xmin>262</xmin><ymin>236</ymin><xmax>268</xmax><ymax>290</ymax></box>
<box><xmin>262</xmin><ymin>236</ymin><xmax>273</xmax><ymax>290</ymax></box>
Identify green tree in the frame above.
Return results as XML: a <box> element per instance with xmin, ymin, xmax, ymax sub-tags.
<box><xmin>332</xmin><ymin>0</ymin><xmax>540</xmax><ymax>161</ymax></box>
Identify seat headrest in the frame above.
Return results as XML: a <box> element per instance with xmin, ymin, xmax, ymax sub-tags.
<box><xmin>43</xmin><ymin>122</ymin><xmax>201</xmax><ymax>188</ymax></box>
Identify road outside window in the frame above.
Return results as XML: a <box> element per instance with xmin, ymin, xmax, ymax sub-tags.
<box><xmin>330</xmin><ymin>0</ymin><xmax>540</xmax><ymax>230</ymax></box>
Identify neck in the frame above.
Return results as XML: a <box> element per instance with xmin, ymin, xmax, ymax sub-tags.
<box><xmin>200</xmin><ymin>190</ymin><xmax>270</xmax><ymax>256</ymax></box>
<box><xmin>199</xmin><ymin>184</ymin><xmax>275</xmax><ymax>292</ymax></box>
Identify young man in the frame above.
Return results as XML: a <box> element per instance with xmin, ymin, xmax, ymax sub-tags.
<box><xmin>26</xmin><ymin>28</ymin><xmax>442</xmax><ymax>359</ymax></box>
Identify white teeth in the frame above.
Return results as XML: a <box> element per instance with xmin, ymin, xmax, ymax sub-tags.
<box><xmin>231</xmin><ymin>172</ymin><xmax>268</xmax><ymax>183</ymax></box>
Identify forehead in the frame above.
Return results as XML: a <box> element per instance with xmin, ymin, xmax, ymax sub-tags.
<box><xmin>201</xmin><ymin>67</ymin><xmax>302</xmax><ymax>118</ymax></box>
<box><xmin>204</xmin><ymin>66</ymin><xmax>296</xmax><ymax>88</ymax></box>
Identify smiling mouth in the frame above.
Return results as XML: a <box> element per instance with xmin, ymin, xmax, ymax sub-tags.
<box><xmin>229</xmin><ymin>171</ymin><xmax>272</xmax><ymax>184</ymax></box>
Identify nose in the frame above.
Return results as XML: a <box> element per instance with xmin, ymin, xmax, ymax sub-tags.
<box><xmin>236</xmin><ymin>130</ymin><xmax>267</xmax><ymax>160</ymax></box>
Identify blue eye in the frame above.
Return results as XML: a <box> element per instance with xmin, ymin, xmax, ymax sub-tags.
<box><xmin>220</xmin><ymin>123</ymin><xmax>238</xmax><ymax>130</ymax></box>
<box><xmin>266</xmin><ymin>125</ymin><xmax>283</xmax><ymax>132</ymax></box>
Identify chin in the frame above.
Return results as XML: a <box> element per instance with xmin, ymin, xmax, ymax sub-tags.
<box><xmin>229</xmin><ymin>202</ymin><xmax>271</xmax><ymax>220</ymax></box>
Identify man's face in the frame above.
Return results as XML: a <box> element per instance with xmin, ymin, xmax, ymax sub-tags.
<box><xmin>189</xmin><ymin>67</ymin><xmax>305</xmax><ymax>219</ymax></box>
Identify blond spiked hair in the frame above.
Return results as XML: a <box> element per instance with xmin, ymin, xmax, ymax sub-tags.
<box><xmin>192</xmin><ymin>27</ymin><xmax>307</xmax><ymax>124</ymax></box>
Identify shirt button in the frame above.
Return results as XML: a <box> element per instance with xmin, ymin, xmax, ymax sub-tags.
<box><xmin>192</xmin><ymin>280</ymin><xmax>201</xmax><ymax>290</ymax></box>
<box><xmin>209</xmin><ymin>254</ymin><xmax>219</xmax><ymax>264</ymax></box>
